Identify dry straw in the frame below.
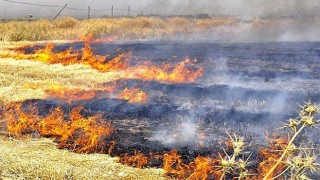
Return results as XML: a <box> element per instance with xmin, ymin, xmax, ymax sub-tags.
<box><xmin>0</xmin><ymin>137</ymin><xmax>164</xmax><ymax>179</ymax></box>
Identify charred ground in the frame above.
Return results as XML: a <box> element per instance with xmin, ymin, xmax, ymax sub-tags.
<box><xmin>3</xmin><ymin>41</ymin><xmax>320</xmax><ymax>163</ymax></box>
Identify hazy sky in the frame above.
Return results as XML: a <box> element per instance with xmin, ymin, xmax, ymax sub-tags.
<box><xmin>1</xmin><ymin>0</ymin><xmax>320</xmax><ymax>18</ymax></box>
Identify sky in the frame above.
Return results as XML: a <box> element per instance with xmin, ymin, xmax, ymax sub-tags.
<box><xmin>0</xmin><ymin>0</ymin><xmax>320</xmax><ymax>18</ymax></box>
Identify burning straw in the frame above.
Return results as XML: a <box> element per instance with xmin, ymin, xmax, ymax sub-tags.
<box><xmin>0</xmin><ymin>94</ymin><xmax>319</xmax><ymax>179</ymax></box>
<box><xmin>2</xmin><ymin>102</ymin><xmax>115</xmax><ymax>153</ymax></box>
<box><xmin>0</xmin><ymin>34</ymin><xmax>319</xmax><ymax>179</ymax></box>
<box><xmin>0</xmin><ymin>33</ymin><xmax>204</xmax><ymax>84</ymax></box>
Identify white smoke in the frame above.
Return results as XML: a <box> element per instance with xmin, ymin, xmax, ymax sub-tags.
<box><xmin>1</xmin><ymin>0</ymin><xmax>320</xmax><ymax>18</ymax></box>
<box><xmin>151</xmin><ymin>121</ymin><xmax>198</xmax><ymax>146</ymax></box>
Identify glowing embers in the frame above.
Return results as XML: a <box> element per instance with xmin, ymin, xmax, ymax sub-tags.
<box><xmin>0</xmin><ymin>36</ymin><xmax>204</xmax><ymax>84</ymax></box>
<box><xmin>3</xmin><ymin>102</ymin><xmax>114</xmax><ymax>153</ymax></box>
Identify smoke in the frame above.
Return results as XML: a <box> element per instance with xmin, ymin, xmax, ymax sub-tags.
<box><xmin>150</xmin><ymin>98</ymin><xmax>197</xmax><ymax>147</ymax></box>
<box><xmin>1</xmin><ymin>0</ymin><xmax>320</xmax><ymax>42</ymax></box>
<box><xmin>152</xmin><ymin>120</ymin><xmax>199</xmax><ymax>147</ymax></box>
<box><xmin>143</xmin><ymin>0</ymin><xmax>320</xmax><ymax>17</ymax></box>
<box><xmin>2</xmin><ymin>0</ymin><xmax>319</xmax><ymax>149</ymax></box>
<box><xmin>140</xmin><ymin>0</ymin><xmax>320</xmax><ymax>43</ymax></box>
<box><xmin>1</xmin><ymin>0</ymin><xmax>320</xmax><ymax>18</ymax></box>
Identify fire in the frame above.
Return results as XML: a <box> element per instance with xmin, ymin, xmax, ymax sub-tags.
<box><xmin>44</xmin><ymin>85</ymin><xmax>148</xmax><ymax>104</ymax></box>
<box><xmin>3</xmin><ymin>102</ymin><xmax>114</xmax><ymax>153</ymax></box>
<box><xmin>34</xmin><ymin>43</ymin><xmax>78</xmax><ymax>64</ymax></box>
<box><xmin>22</xmin><ymin>83</ymin><xmax>149</xmax><ymax>104</ymax></box>
<box><xmin>120</xmin><ymin>151</ymin><xmax>149</xmax><ymax>168</ymax></box>
<box><xmin>163</xmin><ymin>150</ymin><xmax>220</xmax><ymax>179</ymax></box>
<box><xmin>46</xmin><ymin>88</ymin><xmax>97</xmax><ymax>104</ymax></box>
<box><xmin>132</xmin><ymin>58</ymin><xmax>204</xmax><ymax>83</ymax></box>
<box><xmin>81</xmin><ymin>32</ymin><xmax>115</xmax><ymax>44</ymax></box>
<box><xmin>117</xmin><ymin>88</ymin><xmax>148</xmax><ymax>104</ymax></box>
<box><xmin>163</xmin><ymin>150</ymin><xmax>192</xmax><ymax>179</ymax></box>
<box><xmin>44</xmin><ymin>85</ymin><xmax>116</xmax><ymax>104</ymax></box>
<box><xmin>0</xmin><ymin>34</ymin><xmax>204</xmax><ymax>84</ymax></box>
<box><xmin>187</xmin><ymin>156</ymin><xmax>217</xmax><ymax>180</ymax></box>
<box><xmin>80</xmin><ymin>34</ymin><xmax>130</xmax><ymax>72</ymax></box>
<box><xmin>81</xmin><ymin>32</ymin><xmax>95</xmax><ymax>43</ymax></box>
<box><xmin>256</xmin><ymin>134</ymin><xmax>288</xmax><ymax>179</ymax></box>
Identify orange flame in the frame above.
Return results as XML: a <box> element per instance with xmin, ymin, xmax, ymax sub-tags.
<box><xmin>187</xmin><ymin>156</ymin><xmax>217</xmax><ymax>180</ymax></box>
<box><xmin>0</xmin><ymin>34</ymin><xmax>204</xmax><ymax>84</ymax></box>
<box><xmin>163</xmin><ymin>150</ymin><xmax>192</xmax><ymax>179</ymax></box>
<box><xmin>44</xmin><ymin>85</ymin><xmax>116</xmax><ymax>104</ymax></box>
<box><xmin>46</xmin><ymin>88</ymin><xmax>97</xmax><ymax>104</ymax></box>
<box><xmin>255</xmin><ymin>134</ymin><xmax>288</xmax><ymax>179</ymax></box>
<box><xmin>81</xmin><ymin>32</ymin><xmax>115</xmax><ymax>44</ymax></box>
<box><xmin>132</xmin><ymin>58</ymin><xmax>204</xmax><ymax>83</ymax></box>
<box><xmin>3</xmin><ymin>102</ymin><xmax>114</xmax><ymax>153</ymax></box>
<box><xmin>117</xmin><ymin>88</ymin><xmax>148</xmax><ymax>104</ymax></box>
<box><xmin>44</xmin><ymin>85</ymin><xmax>148</xmax><ymax>104</ymax></box>
<box><xmin>163</xmin><ymin>150</ymin><xmax>220</xmax><ymax>179</ymax></box>
<box><xmin>37</xmin><ymin>43</ymin><xmax>78</xmax><ymax>64</ymax></box>
<box><xmin>120</xmin><ymin>151</ymin><xmax>149</xmax><ymax>168</ymax></box>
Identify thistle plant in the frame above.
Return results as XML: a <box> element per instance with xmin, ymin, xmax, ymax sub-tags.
<box><xmin>263</xmin><ymin>101</ymin><xmax>320</xmax><ymax>179</ymax></box>
<box><xmin>219</xmin><ymin>132</ymin><xmax>253</xmax><ymax>180</ymax></box>
<box><xmin>286</xmin><ymin>148</ymin><xmax>320</xmax><ymax>179</ymax></box>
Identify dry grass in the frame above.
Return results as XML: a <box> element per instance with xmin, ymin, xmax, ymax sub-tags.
<box><xmin>0</xmin><ymin>137</ymin><xmax>165</xmax><ymax>179</ymax></box>
<box><xmin>0</xmin><ymin>58</ymin><xmax>124</xmax><ymax>102</ymax></box>
<box><xmin>0</xmin><ymin>43</ymin><xmax>166</xmax><ymax>179</ymax></box>
<box><xmin>0</xmin><ymin>42</ymin><xmax>125</xmax><ymax>103</ymax></box>
<box><xmin>0</xmin><ymin>17</ymin><xmax>237</xmax><ymax>41</ymax></box>
<box><xmin>1</xmin><ymin>29</ymin><xmax>319</xmax><ymax>179</ymax></box>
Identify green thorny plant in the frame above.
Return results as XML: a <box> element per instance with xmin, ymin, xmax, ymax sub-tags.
<box><xmin>218</xmin><ymin>132</ymin><xmax>254</xmax><ymax>180</ymax></box>
<box><xmin>263</xmin><ymin>101</ymin><xmax>320</xmax><ymax>180</ymax></box>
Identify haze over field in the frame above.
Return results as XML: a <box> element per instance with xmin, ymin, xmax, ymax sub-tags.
<box><xmin>1</xmin><ymin>0</ymin><xmax>320</xmax><ymax>18</ymax></box>
<box><xmin>1</xmin><ymin>0</ymin><xmax>320</xmax><ymax>42</ymax></box>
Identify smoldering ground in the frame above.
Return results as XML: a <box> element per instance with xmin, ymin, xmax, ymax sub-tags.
<box><xmin>20</xmin><ymin>41</ymin><xmax>319</xmax><ymax>149</ymax></box>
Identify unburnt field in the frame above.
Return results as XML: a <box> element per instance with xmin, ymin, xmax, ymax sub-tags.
<box><xmin>1</xmin><ymin>16</ymin><xmax>320</xmax><ymax>42</ymax></box>
<box><xmin>0</xmin><ymin>17</ymin><xmax>236</xmax><ymax>41</ymax></box>
<box><xmin>0</xmin><ymin>18</ymin><xmax>320</xmax><ymax>179</ymax></box>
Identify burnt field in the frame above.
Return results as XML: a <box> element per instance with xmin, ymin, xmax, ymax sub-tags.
<box><xmin>1</xmin><ymin>39</ymin><xmax>320</xmax><ymax>179</ymax></box>
<box><xmin>23</xmin><ymin>41</ymin><xmax>320</xmax><ymax>117</ymax></box>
